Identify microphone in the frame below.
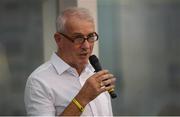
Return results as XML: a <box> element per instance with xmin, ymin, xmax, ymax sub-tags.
<box><xmin>89</xmin><ymin>55</ymin><xmax>117</xmax><ymax>99</ymax></box>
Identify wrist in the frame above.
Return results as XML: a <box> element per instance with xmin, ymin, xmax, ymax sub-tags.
<box><xmin>74</xmin><ymin>93</ymin><xmax>90</xmax><ymax>108</ymax></box>
<box><xmin>72</xmin><ymin>98</ymin><xmax>85</xmax><ymax>112</ymax></box>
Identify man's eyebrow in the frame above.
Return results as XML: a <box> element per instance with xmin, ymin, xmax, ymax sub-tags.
<box><xmin>72</xmin><ymin>32</ymin><xmax>95</xmax><ymax>36</ymax></box>
<box><xmin>71</xmin><ymin>33</ymin><xmax>84</xmax><ymax>36</ymax></box>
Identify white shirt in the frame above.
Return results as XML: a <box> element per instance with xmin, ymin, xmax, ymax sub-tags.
<box><xmin>24</xmin><ymin>53</ymin><xmax>113</xmax><ymax>116</ymax></box>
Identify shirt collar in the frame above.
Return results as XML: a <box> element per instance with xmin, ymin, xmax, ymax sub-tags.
<box><xmin>51</xmin><ymin>53</ymin><xmax>71</xmax><ymax>75</ymax></box>
<box><xmin>50</xmin><ymin>52</ymin><xmax>95</xmax><ymax>75</ymax></box>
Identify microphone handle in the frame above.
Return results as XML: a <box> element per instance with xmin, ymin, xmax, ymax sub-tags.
<box><xmin>108</xmin><ymin>88</ymin><xmax>117</xmax><ymax>99</ymax></box>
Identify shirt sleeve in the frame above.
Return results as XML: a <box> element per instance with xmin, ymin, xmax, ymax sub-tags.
<box><xmin>24</xmin><ymin>76</ymin><xmax>55</xmax><ymax>116</ymax></box>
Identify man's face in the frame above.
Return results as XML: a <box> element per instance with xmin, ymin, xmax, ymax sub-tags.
<box><xmin>57</xmin><ymin>17</ymin><xmax>95</xmax><ymax>67</ymax></box>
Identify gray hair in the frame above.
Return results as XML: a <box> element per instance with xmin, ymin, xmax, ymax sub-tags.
<box><xmin>56</xmin><ymin>7</ymin><xmax>94</xmax><ymax>33</ymax></box>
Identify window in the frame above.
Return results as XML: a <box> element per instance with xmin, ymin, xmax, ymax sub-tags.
<box><xmin>0</xmin><ymin>0</ymin><xmax>45</xmax><ymax>115</ymax></box>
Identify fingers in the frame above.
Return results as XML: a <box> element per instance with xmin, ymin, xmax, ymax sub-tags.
<box><xmin>91</xmin><ymin>70</ymin><xmax>109</xmax><ymax>83</ymax></box>
<box><xmin>92</xmin><ymin>70</ymin><xmax>109</xmax><ymax>79</ymax></box>
<box><xmin>99</xmin><ymin>79</ymin><xmax>116</xmax><ymax>92</ymax></box>
<box><xmin>94</xmin><ymin>70</ymin><xmax>116</xmax><ymax>93</ymax></box>
<box><xmin>102</xmin><ymin>77</ymin><xmax>116</xmax><ymax>86</ymax></box>
<box><xmin>96</xmin><ymin>70</ymin><xmax>116</xmax><ymax>85</ymax></box>
<box><xmin>101</xmin><ymin>73</ymin><xmax>114</xmax><ymax>81</ymax></box>
<box><xmin>105</xmin><ymin>84</ymin><xmax>115</xmax><ymax>92</ymax></box>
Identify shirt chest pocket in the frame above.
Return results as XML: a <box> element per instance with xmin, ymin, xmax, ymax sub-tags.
<box><xmin>54</xmin><ymin>94</ymin><xmax>73</xmax><ymax>115</ymax></box>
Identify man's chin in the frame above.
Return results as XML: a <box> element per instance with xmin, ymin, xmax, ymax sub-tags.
<box><xmin>80</xmin><ymin>60</ymin><xmax>88</xmax><ymax>65</ymax></box>
<box><xmin>78</xmin><ymin>59</ymin><xmax>88</xmax><ymax>66</ymax></box>
<box><xmin>77</xmin><ymin>55</ymin><xmax>90</xmax><ymax>65</ymax></box>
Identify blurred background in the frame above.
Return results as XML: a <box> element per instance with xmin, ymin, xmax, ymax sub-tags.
<box><xmin>0</xmin><ymin>0</ymin><xmax>180</xmax><ymax>115</ymax></box>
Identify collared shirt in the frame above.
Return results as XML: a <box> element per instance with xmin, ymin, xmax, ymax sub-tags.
<box><xmin>24</xmin><ymin>53</ymin><xmax>113</xmax><ymax>116</ymax></box>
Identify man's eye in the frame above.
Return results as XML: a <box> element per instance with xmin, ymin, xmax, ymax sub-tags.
<box><xmin>76</xmin><ymin>37</ymin><xmax>84</xmax><ymax>40</ymax></box>
<box><xmin>74</xmin><ymin>37</ymin><xmax>84</xmax><ymax>43</ymax></box>
<box><xmin>88</xmin><ymin>33</ymin><xmax>94</xmax><ymax>37</ymax></box>
<box><xmin>88</xmin><ymin>36</ymin><xmax>95</xmax><ymax>40</ymax></box>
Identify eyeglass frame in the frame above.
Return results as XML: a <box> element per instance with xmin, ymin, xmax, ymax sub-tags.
<box><xmin>58</xmin><ymin>32</ymin><xmax>99</xmax><ymax>44</ymax></box>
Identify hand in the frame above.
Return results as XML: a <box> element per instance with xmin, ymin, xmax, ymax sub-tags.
<box><xmin>76</xmin><ymin>70</ymin><xmax>116</xmax><ymax>106</ymax></box>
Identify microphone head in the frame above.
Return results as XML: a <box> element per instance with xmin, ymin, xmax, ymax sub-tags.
<box><xmin>89</xmin><ymin>55</ymin><xmax>98</xmax><ymax>65</ymax></box>
<box><xmin>89</xmin><ymin>55</ymin><xmax>102</xmax><ymax>72</ymax></box>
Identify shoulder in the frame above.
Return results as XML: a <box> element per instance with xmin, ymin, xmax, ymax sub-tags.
<box><xmin>26</xmin><ymin>61</ymin><xmax>57</xmax><ymax>87</ymax></box>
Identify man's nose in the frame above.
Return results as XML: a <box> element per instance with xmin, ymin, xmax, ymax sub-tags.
<box><xmin>81</xmin><ymin>39</ymin><xmax>90</xmax><ymax>49</ymax></box>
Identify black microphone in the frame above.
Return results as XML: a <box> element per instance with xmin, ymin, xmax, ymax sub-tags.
<box><xmin>89</xmin><ymin>55</ymin><xmax>117</xmax><ymax>99</ymax></box>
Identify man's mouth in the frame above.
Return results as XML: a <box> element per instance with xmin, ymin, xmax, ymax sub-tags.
<box><xmin>79</xmin><ymin>53</ymin><xmax>88</xmax><ymax>57</ymax></box>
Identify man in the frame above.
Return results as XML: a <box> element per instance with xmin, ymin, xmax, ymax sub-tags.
<box><xmin>24</xmin><ymin>7</ymin><xmax>116</xmax><ymax>116</ymax></box>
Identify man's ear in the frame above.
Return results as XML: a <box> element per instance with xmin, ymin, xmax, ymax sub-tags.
<box><xmin>54</xmin><ymin>32</ymin><xmax>61</xmax><ymax>43</ymax></box>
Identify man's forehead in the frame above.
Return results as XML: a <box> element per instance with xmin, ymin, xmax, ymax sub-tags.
<box><xmin>65</xmin><ymin>18</ymin><xmax>95</xmax><ymax>34</ymax></box>
<box><xmin>66</xmin><ymin>16</ymin><xmax>93</xmax><ymax>25</ymax></box>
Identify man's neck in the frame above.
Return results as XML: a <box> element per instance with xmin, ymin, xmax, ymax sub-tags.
<box><xmin>56</xmin><ymin>52</ymin><xmax>86</xmax><ymax>75</ymax></box>
<box><xmin>74</xmin><ymin>65</ymin><xmax>85</xmax><ymax>76</ymax></box>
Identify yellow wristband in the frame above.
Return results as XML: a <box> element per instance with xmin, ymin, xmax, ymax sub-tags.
<box><xmin>72</xmin><ymin>98</ymin><xmax>85</xmax><ymax>112</ymax></box>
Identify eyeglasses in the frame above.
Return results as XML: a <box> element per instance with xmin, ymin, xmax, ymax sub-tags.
<box><xmin>59</xmin><ymin>32</ymin><xmax>99</xmax><ymax>45</ymax></box>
